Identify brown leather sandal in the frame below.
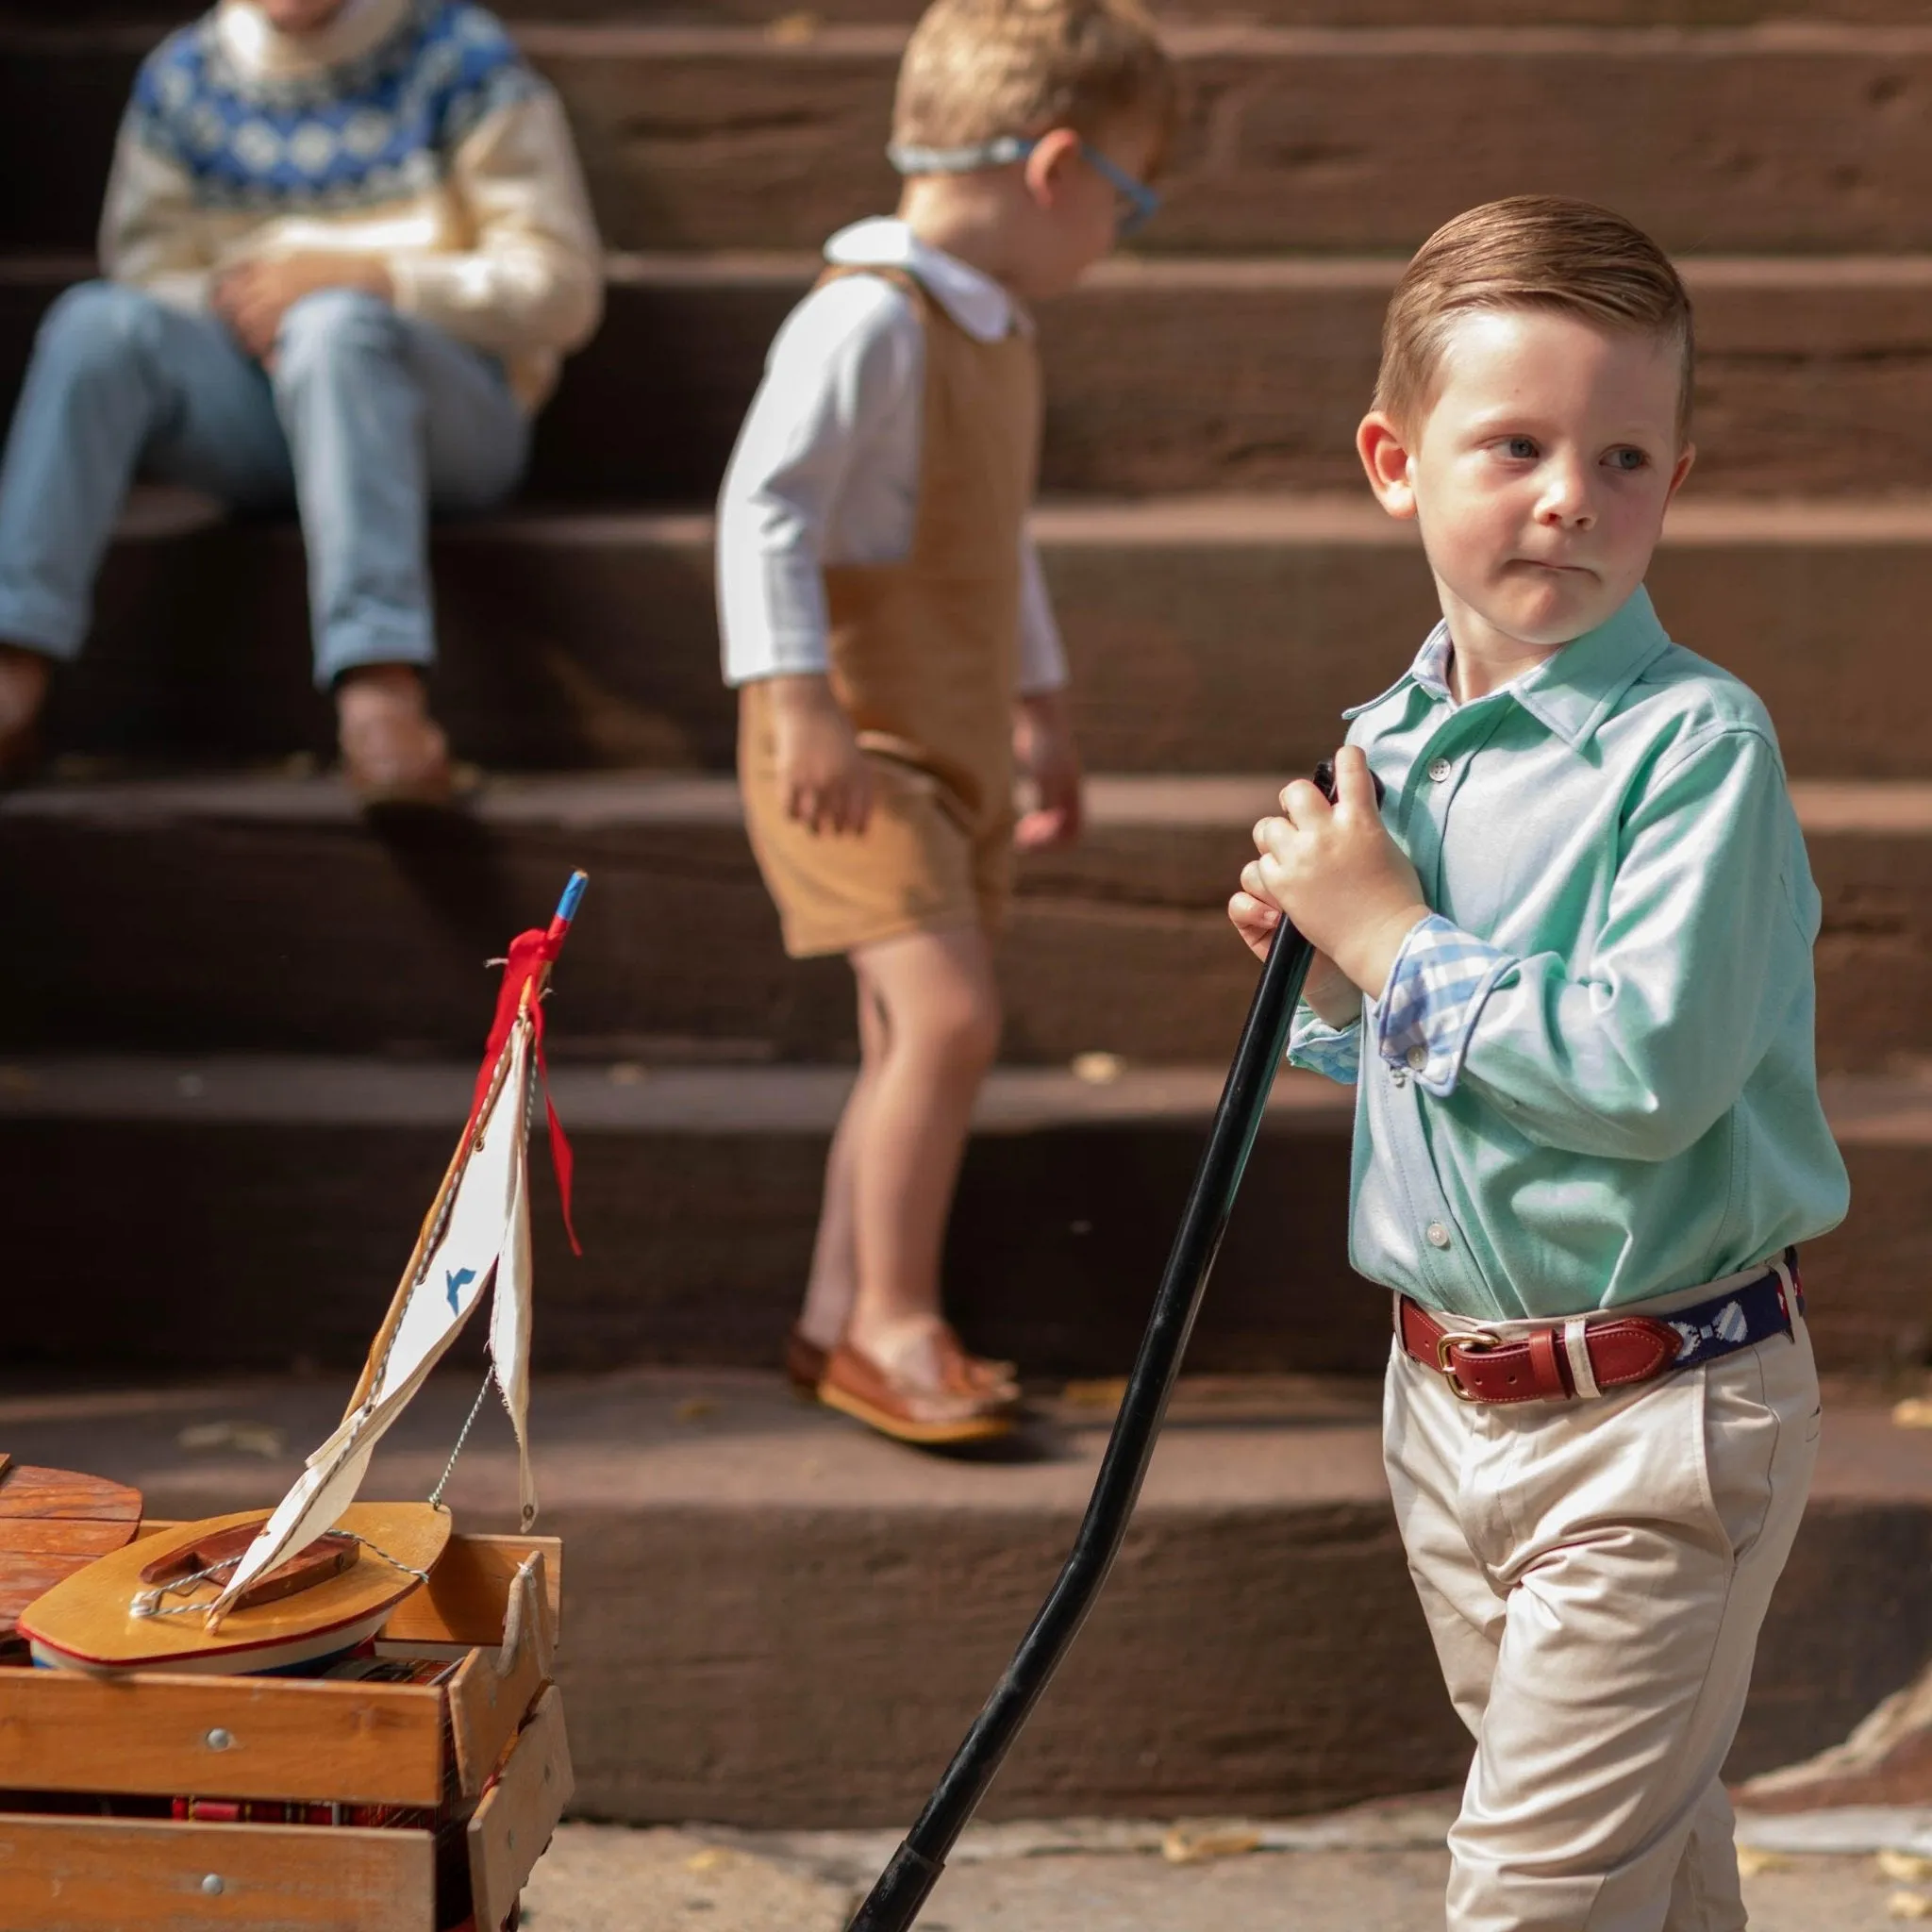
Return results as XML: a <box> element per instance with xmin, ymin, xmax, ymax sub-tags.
<box><xmin>818</xmin><ymin>1336</ymin><xmax>1017</xmax><ymax>1446</ymax></box>
<box><xmin>784</xmin><ymin>1325</ymin><xmax>830</xmax><ymax>1394</ymax></box>
<box><xmin>931</xmin><ymin>1324</ymin><xmax>1021</xmax><ymax>1406</ymax></box>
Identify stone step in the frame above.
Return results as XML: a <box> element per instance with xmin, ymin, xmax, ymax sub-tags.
<box><xmin>0</xmin><ymin>1054</ymin><xmax>1925</xmax><ymax>1377</ymax></box>
<box><xmin>0</xmin><ymin>1</ymin><xmax>1923</xmax><ymax>28</ymax></box>
<box><xmin>12</xmin><ymin>254</ymin><xmax>1932</xmax><ymax>500</ymax></box>
<box><xmin>3</xmin><ymin>774</ymin><xmax>1927</xmax><ymax>1070</ymax></box>
<box><xmin>1</xmin><ymin>1370</ymin><xmax>1926</xmax><ymax>1824</ymax></box>
<box><xmin>12</xmin><ymin>26</ymin><xmax>1932</xmax><ymax>257</ymax></box>
<box><xmin>20</xmin><ymin>493</ymin><xmax>1932</xmax><ymax>780</ymax></box>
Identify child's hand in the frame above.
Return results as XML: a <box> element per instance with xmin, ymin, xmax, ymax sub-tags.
<box><xmin>1246</xmin><ymin>746</ymin><xmax>1428</xmax><ymax>999</ymax></box>
<box><xmin>212</xmin><ymin>254</ymin><xmax>393</xmax><ymax>363</ymax></box>
<box><xmin>1013</xmin><ymin>690</ymin><xmax>1083</xmax><ymax>851</ymax></box>
<box><xmin>1227</xmin><ymin>890</ymin><xmax>1361</xmax><ymax>1025</ymax></box>
<box><xmin>768</xmin><ymin>675</ymin><xmax>874</xmax><ymax>835</ymax></box>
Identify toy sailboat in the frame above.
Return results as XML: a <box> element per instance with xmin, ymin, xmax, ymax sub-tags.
<box><xmin>21</xmin><ymin>873</ymin><xmax>588</xmax><ymax>1677</ymax></box>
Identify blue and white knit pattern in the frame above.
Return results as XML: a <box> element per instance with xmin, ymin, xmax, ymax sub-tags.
<box><xmin>1375</xmin><ymin>912</ymin><xmax>1509</xmax><ymax>1097</ymax></box>
<box><xmin>125</xmin><ymin>0</ymin><xmax>538</xmax><ymax>212</ymax></box>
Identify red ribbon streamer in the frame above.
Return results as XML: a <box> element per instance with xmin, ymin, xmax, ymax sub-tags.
<box><xmin>469</xmin><ymin>927</ymin><xmax>582</xmax><ymax>1257</ymax></box>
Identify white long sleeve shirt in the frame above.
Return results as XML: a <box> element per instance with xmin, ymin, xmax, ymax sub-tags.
<box><xmin>716</xmin><ymin>217</ymin><xmax>1070</xmax><ymax>693</ymax></box>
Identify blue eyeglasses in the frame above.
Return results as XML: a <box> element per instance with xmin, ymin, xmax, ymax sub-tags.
<box><xmin>887</xmin><ymin>134</ymin><xmax>1161</xmax><ymax>239</ymax></box>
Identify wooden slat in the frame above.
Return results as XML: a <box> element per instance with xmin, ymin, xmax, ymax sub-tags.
<box><xmin>0</xmin><ymin>1669</ymin><xmax>445</xmax><ymax>1806</ymax></box>
<box><xmin>381</xmin><ymin>1534</ymin><xmax>563</xmax><ymax>1651</ymax></box>
<box><xmin>0</xmin><ymin>1811</ymin><xmax>433</xmax><ymax>1931</ymax></box>
<box><xmin>0</xmin><ymin>1552</ymin><xmax>104</xmax><ymax>1628</ymax></box>
<box><xmin>0</xmin><ymin>1465</ymin><xmax>142</xmax><ymax>1523</ymax></box>
<box><xmin>466</xmin><ymin>1685</ymin><xmax>573</xmax><ymax>1932</ymax></box>
<box><xmin>1</xmin><ymin>1471</ymin><xmax>142</xmax><ymax>1638</ymax></box>
<box><xmin>0</xmin><ymin>1519</ymin><xmax>142</xmax><ymax>1557</ymax></box>
<box><xmin>448</xmin><ymin>1553</ymin><xmax>555</xmax><ymax>1799</ymax></box>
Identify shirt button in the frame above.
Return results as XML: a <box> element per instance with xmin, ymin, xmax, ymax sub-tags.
<box><xmin>1427</xmin><ymin>757</ymin><xmax>1453</xmax><ymax>783</ymax></box>
<box><xmin>1406</xmin><ymin>1044</ymin><xmax>1429</xmax><ymax>1071</ymax></box>
<box><xmin>1425</xmin><ymin>1221</ymin><xmax>1452</xmax><ymax>1249</ymax></box>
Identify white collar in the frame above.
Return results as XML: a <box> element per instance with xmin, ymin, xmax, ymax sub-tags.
<box><xmin>216</xmin><ymin>0</ymin><xmax>408</xmax><ymax>80</ymax></box>
<box><xmin>824</xmin><ymin>218</ymin><xmax>1030</xmax><ymax>341</ymax></box>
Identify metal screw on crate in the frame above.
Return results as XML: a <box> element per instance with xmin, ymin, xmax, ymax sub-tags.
<box><xmin>205</xmin><ymin>1727</ymin><xmax>233</xmax><ymax>1752</ymax></box>
<box><xmin>201</xmin><ymin>1874</ymin><xmax>225</xmax><ymax>1896</ymax></box>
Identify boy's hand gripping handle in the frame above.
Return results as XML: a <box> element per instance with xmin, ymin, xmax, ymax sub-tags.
<box><xmin>846</xmin><ymin>761</ymin><xmax>1378</xmax><ymax>1932</ymax></box>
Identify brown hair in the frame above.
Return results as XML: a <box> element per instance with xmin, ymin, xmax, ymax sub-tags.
<box><xmin>1374</xmin><ymin>196</ymin><xmax>1695</xmax><ymax>442</ymax></box>
<box><xmin>892</xmin><ymin>0</ymin><xmax>1179</xmax><ymax>168</ymax></box>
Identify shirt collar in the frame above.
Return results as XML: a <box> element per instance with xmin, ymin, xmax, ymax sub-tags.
<box><xmin>1352</xmin><ymin>587</ymin><xmax>1674</xmax><ymax>751</ymax></box>
<box><xmin>824</xmin><ymin>218</ymin><xmax>1030</xmax><ymax>342</ymax></box>
<box><xmin>217</xmin><ymin>0</ymin><xmax>406</xmax><ymax>81</ymax></box>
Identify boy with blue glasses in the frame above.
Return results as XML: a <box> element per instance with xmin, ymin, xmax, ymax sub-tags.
<box><xmin>717</xmin><ymin>0</ymin><xmax>1175</xmax><ymax>1443</ymax></box>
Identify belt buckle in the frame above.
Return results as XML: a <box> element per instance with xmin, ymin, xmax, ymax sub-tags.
<box><xmin>1435</xmin><ymin>1328</ymin><xmax>1503</xmax><ymax>1403</ymax></box>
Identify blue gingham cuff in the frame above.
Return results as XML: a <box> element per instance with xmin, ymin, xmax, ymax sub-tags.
<box><xmin>1287</xmin><ymin>1004</ymin><xmax>1362</xmax><ymax>1086</ymax></box>
<box><xmin>1374</xmin><ymin>914</ymin><xmax>1511</xmax><ymax>1098</ymax></box>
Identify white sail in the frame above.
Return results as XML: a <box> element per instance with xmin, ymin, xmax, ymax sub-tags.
<box><xmin>206</xmin><ymin>1021</ymin><xmax>537</xmax><ymax>1624</ymax></box>
<box><xmin>491</xmin><ymin>1112</ymin><xmax>538</xmax><ymax>1529</ymax></box>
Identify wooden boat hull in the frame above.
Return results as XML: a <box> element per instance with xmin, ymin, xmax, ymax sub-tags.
<box><xmin>18</xmin><ymin>1502</ymin><xmax>451</xmax><ymax>1676</ymax></box>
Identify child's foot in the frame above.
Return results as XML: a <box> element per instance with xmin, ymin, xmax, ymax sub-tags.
<box><xmin>819</xmin><ymin>1316</ymin><xmax>1021</xmax><ymax>1445</ymax></box>
<box><xmin>337</xmin><ymin>664</ymin><xmax>451</xmax><ymax>807</ymax></box>
<box><xmin>787</xmin><ymin>1319</ymin><xmax>1014</xmax><ymax>1401</ymax></box>
<box><xmin>0</xmin><ymin>644</ymin><xmax>51</xmax><ymax>786</ymax></box>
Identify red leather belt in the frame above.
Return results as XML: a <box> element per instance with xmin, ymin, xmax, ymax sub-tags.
<box><xmin>1398</xmin><ymin>1255</ymin><xmax>1802</xmax><ymax>1406</ymax></box>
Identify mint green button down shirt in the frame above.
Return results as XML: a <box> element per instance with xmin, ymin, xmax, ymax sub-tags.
<box><xmin>1287</xmin><ymin>587</ymin><xmax>1850</xmax><ymax>1322</ymax></box>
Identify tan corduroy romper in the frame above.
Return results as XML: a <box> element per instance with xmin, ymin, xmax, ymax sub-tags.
<box><xmin>739</xmin><ymin>265</ymin><xmax>1041</xmax><ymax>958</ymax></box>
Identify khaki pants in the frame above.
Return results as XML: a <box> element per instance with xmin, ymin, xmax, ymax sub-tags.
<box><xmin>1382</xmin><ymin>1274</ymin><xmax>1822</xmax><ymax>1932</ymax></box>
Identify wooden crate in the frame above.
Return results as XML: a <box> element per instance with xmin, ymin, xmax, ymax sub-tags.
<box><xmin>0</xmin><ymin>1529</ymin><xmax>572</xmax><ymax>1932</ymax></box>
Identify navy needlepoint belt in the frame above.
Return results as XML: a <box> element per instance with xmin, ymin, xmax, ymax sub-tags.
<box><xmin>1399</xmin><ymin>1249</ymin><xmax>1805</xmax><ymax>1405</ymax></box>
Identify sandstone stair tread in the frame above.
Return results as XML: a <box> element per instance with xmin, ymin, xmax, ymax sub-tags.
<box><xmin>16</xmin><ymin>254</ymin><xmax>1932</xmax><ymax>499</ymax></box>
<box><xmin>8</xmin><ymin>487</ymin><xmax>1932</xmax><ymax>776</ymax></box>
<box><xmin>2</xmin><ymin>0</ymin><xmax>1926</xmax><ymax>24</ymax></box>
<box><xmin>0</xmin><ymin>1371</ymin><xmax>1924</xmax><ymax>1824</ymax></box>
<box><xmin>1</xmin><ymin>1367</ymin><xmax>1924</xmax><ymax>1524</ymax></box>
<box><xmin>1</xmin><ymin>771</ymin><xmax>1925</xmax><ymax>1073</ymax></box>
<box><xmin>17</xmin><ymin>30</ymin><xmax>1932</xmax><ymax>257</ymax></box>
<box><xmin>0</xmin><ymin>1048</ymin><xmax>1925</xmax><ymax>1141</ymax></box>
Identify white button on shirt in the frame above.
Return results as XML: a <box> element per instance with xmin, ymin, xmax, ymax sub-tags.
<box><xmin>1425</xmin><ymin>1222</ymin><xmax>1453</xmax><ymax>1250</ymax></box>
<box><xmin>715</xmin><ymin>217</ymin><xmax>1070</xmax><ymax>693</ymax></box>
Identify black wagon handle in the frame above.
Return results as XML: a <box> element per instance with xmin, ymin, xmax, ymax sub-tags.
<box><xmin>846</xmin><ymin>760</ymin><xmax>1379</xmax><ymax>1932</ymax></box>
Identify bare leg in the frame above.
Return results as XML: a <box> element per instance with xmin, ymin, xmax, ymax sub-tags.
<box><xmin>842</xmin><ymin>924</ymin><xmax>1001</xmax><ymax>1367</ymax></box>
<box><xmin>795</xmin><ymin>970</ymin><xmax>889</xmax><ymax>1353</ymax></box>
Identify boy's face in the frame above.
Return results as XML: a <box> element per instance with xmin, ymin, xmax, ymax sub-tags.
<box><xmin>1015</xmin><ymin>119</ymin><xmax>1161</xmax><ymax>298</ymax></box>
<box><xmin>258</xmin><ymin>0</ymin><xmax>355</xmax><ymax>33</ymax></box>
<box><xmin>1363</xmin><ymin>308</ymin><xmax>1694</xmax><ymax>651</ymax></box>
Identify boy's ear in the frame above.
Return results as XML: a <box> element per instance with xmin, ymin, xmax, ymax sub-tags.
<box><xmin>1666</xmin><ymin>442</ymin><xmax>1696</xmax><ymax>504</ymax></box>
<box><xmin>1357</xmin><ymin>411</ymin><xmax>1418</xmax><ymax>521</ymax></box>
<box><xmin>1022</xmin><ymin>127</ymin><xmax>1083</xmax><ymax>206</ymax></box>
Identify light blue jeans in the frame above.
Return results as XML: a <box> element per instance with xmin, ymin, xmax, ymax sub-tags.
<box><xmin>0</xmin><ymin>280</ymin><xmax>530</xmax><ymax>688</ymax></box>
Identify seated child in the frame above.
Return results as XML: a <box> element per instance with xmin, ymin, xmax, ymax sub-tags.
<box><xmin>716</xmin><ymin>0</ymin><xmax>1176</xmax><ymax>1443</ymax></box>
<box><xmin>0</xmin><ymin>0</ymin><xmax>603</xmax><ymax>802</ymax></box>
<box><xmin>1231</xmin><ymin>195</ymin><xmax>1850</xmax><ymax>1930</ymax></box>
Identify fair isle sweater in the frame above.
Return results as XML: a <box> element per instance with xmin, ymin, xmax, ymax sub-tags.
<box><xmin>103</xmin><ymin>0</ymin><xmax>603</xmax><ymax>408</ymax></box>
